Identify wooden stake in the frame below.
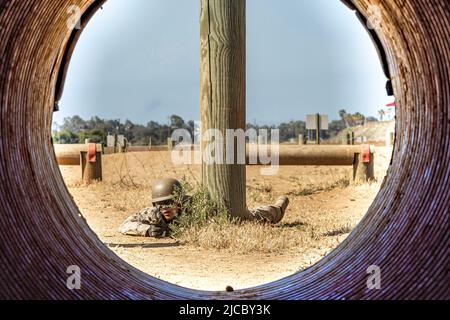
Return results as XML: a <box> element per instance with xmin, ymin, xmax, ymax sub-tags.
<box><xmin>353</xmin><ymin>151</ymin><xmax>375</xmax><ymax>182</ymax></box>
<box><xmin>200</xmin><ymin>0</ymin><xmax>248</xmax><ymax>218</ymax></box>
<box><xmin>81</xmin><ymin>151</ymin><xmax>102</xmax><ymax>184</ymax></box>
<box><xmin>316</xmin><ymin>113</ymin><xmax>321</xmax><ymax>145</ymax></box>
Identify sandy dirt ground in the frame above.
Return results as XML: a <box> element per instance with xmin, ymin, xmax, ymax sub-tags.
<box><xmin>59</xmin><ymin>146</ymin><xmax>391</xmax><ymax>291</ymax></box>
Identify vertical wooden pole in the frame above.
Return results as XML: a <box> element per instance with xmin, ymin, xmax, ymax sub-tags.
<box><xmin>200</xmin><ymin>0</ymin><xmax>248</xmax><ymax>218</ymax></box>
<box><xmin>353</xmin><ymin>149</ymin><xmax>375</xmax><ymax>182</ymax></box>
<box><xmin>114</xmin><ymin>134</ymin><xmax>118</xmax><ymax>154</ymax></box>
<box><xmin>316</xmin><ymin>113</ymin><xmax>321</xmax><ymax>145</ymax></box>
<box><xmin>347</xmin><ymin>131</ymin><xmax>355</xmax><ymax>145</ymax></box>
<box><xmin>81</xmin><ymin>151</ymin><xmax>102</xmax><ymax>184</ymax></box>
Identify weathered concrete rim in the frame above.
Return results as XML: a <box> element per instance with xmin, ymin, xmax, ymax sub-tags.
<box><xmin>0</xmin><ymin>0</ymin><xmax>448</xmax><ymax>299</ymax></box>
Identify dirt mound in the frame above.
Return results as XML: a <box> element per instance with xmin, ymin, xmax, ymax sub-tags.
<box><xmin>329</xmin><ymin>121</ymin><xmax>395</xmax><ymax>144</ymax></box>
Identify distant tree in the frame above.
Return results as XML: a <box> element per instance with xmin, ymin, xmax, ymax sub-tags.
<box><xmin>53</xmin><ymin>129</ymin><xmax>79</xmax><ymax>144</ymax></box>
<box><xmin>52</xmin><ymin>111</ymin><xmax>376</xmax><ymax>145</ymax></box>
<box><xmin>323</xmin><ymin>120</ymin><xmax>346</xmax><ymax>139</ymax></box>
<box><xmin>347</xmin><ymin>112</ymin><xmax>366</xmax><ymax>127</ymax></box>
<box><xmin>170</xmin><ymin>115</ymin><xmax>186</xmax><ymax>129</ymax></box>
<box><xmin>187</xmin><ymin>120</ymin><xmax>195</xmax><ymax>138</ymax></box>
<box><xmin>278</xmin><ymin>120</ymin><xmax>306</xmax><ymax>142</ymax></box>
<box><xmin>77</xmin><ymin>128</ymin><xmax>107</xmax><ymax>144</ymax></box>
<box><xmin>60</xmin><ymin>115</ymin><xmax>87</xmax><ymax>133</ymax></box>
<box><xmin>130</xmin><ymin>125</ymin><xmax>151</xmax><ymax>145</ymax></box>
<box><xmin>366</xmin><ymin>116</ymin><xmax>379</xmax><ymax>122</ymax></box>
<box><xmin>339</xmin><ymin>109</ymin><xmax>348</xmax><ymax>127</ymax></box>
<box><xmin>105</xmin><ymin>119</ymin><xmax>122</xmax><ymax>134</ymax></box>
<box><xmin>146</xmin><ymin>121</ymin><xmax>164</xmax><ymax>145</ymax></box>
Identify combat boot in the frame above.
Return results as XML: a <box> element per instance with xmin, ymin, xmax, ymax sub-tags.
<box><xmin>274</xmin><ymin>196</ymin><xmax>289</xmax><ymax>214</ymax></box>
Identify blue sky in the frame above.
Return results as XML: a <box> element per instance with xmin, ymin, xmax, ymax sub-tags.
<box><xmin>55</xmin><ymin>0</ymin><xmax>391</xmax><ymax>126</ymax></box>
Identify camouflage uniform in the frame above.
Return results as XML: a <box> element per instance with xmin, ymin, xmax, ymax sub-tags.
<box><xmin>119</xmin><ymin>207</ymin><xmax>170</xmax><ymax>238</ymax></box>
<box><xmin>119</xmin><ymin>196</ymin><xmax>289</xmax><ymax>238</ymax></box>
<box><xmin>248</xmin><ymin>206</ymin><xmax>284</xmax><ymax>224</ymax></box>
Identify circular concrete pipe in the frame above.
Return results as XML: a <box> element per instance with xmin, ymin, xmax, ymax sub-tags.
<box><xmin>0</xmin><ymin>0</ymin><xmax>448</xmax><ymax>299</ymax></box>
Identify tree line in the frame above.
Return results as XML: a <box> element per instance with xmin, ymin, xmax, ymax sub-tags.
<box><xmin>52</xmin><ymin>110</ymin><xmax>378</xmax><ymax>145</ymax></box>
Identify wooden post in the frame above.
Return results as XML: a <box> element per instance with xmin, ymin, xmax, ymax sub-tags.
<box><xmin>167</xmin><ymin>138</ymin><xmax>173</xmax><ymax>150</ymax></box>
<box><xmin>114</xmin><ymin>134</ymin><xmax>118</xmax><ymax>154</ymax></box>
<box><xmin>386</xmin><ymin>131</ymin><xmax>395</xmax><ymax>146</ymax></box>
<box><xmin>353</xmin><ymin>146</ymin><xmax>375</xmax><ymax>182</ymax></box>
<box><xmin>347</xmin><ymin>131</ymin><xmax>355</xmax><ymax>145</ymax></box>
<box><xmin>316</xmin><ymin>113</ymin><xmax>321</xmax><ymax>145</ymax></box>
<box><xmin>299</xmin><ymin>134</ymin><xmax>304</xmax><ymax>145</ymax></box>
<box><xmin>200</xmin><ymin>0</ymin><xmax>248</xmax><ymax>219</ymax></box>
<box><xmin>81</xmin><ymin>151</ymin><xmax>102</xmax><ymax>184</ymax></box>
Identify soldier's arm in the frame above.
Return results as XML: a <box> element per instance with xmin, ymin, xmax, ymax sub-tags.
<box><xmin>119</xmin><ymin>208</ymin><xmax>169</xmax><ymax>238</ymax></box>
<box><xmin>118</xmin><ymin>213</ymin><xmax>152</xmax><ymax>237</ymax></box>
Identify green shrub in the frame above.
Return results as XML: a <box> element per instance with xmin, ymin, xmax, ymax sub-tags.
<box><xmin>170</xmin><ymin>180</ymin><xmax>231</xmax><ymax>238</ymax></box>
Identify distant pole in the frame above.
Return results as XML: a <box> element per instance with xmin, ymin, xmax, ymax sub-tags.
<box><xmin>168</xmin><ymin>116</ymin><xmax>171</xmax><ymax>141</ymax></box>
<box><xmin>353</xmin><ymin>145</ymin><xmax>375</xmax><ymax>182</ymax></box>
<box><xmin>347</xmin><ymin>131</ymin><xmax>355</xmax><ymax>145</ymax></box>
<box><xmin>316</xmin><ymin>113</ymin><xmax>321</xmax><ymax>145</ymax></box>
<box><xmin>299</xmin><ymin>134</ymin><xmax>304</xmax><ymax>145</ymax></box>
<box><xmin>114</xmin><ymin>133</ymin><xmax>118</xmax><ymax>153</ymax></box>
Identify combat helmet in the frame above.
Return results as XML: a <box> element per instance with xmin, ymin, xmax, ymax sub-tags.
<box><xmin>152</xmin><ymin>178</ymin><xmax>182</xmax><ymax>204</ymax></box>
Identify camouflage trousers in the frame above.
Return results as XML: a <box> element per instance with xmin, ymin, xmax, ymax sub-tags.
<box><xmin>247</xmin><ymin>196</ymin><xmax>289</xmax><ymax>224</ymax></box>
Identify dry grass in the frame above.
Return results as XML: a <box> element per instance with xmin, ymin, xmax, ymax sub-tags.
<box><xmin>68</xmin><ymin>176</ymin><xmax>377</xmax><ymax>255</ymax></box>
<box><xmin>61</xmin><ymin>148</ymin><xmax>389</xmax><ymax>255</ymax></box>
<box><xmin>58</xmin><ymin>148</ymin><xmax>390</xmax><ymax>289</ymax></box>
<box><xmin>179</xmin><ymin>221</ymin><xmax>312</xmax><ymax>253</ymax></box>
<box><xmin>170</xmin><ymin>176</ymin><xmax>365</xmax><ymax>254</ymax></box>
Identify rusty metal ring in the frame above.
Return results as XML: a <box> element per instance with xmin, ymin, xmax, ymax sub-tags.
<box><xmin>0</xmin><ymin>0</ymin><xmax>448</xmax><ymax>299</ymax></box>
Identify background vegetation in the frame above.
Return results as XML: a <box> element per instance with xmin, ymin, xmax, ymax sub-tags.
<box><xmin>52</xmin><ymin>110</ymin><xmax>378</xmax><ymax>145</ymax></box>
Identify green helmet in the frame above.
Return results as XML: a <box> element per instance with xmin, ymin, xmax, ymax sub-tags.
<box><xmin>152</xmin><ymin>178</ymin><xmax>182</xmax><ymax>204</ymax></box>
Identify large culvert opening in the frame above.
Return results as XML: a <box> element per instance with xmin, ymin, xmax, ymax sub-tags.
<box><xmin>51</xmin><ymin>0</ymin><xmax>396</xmax><ymax>291</ymax></box>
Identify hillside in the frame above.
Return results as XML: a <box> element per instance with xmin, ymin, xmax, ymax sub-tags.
<box><xmin>328</xmin><ymin>121</ymin><xmax>395</xmax><ymax>144</ymax></box>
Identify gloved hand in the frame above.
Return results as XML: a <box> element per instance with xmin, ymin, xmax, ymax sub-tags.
<box><xmin>146</xmin><ymin>214</ymin><xmax>170</xmax><ymax>238</ymax></box>
<box><xmin>146</xmin><ymin>224</ymin><xmax>164</xmax><ymax>238</ymax></box>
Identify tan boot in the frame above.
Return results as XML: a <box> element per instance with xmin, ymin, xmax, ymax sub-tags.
<box><xmin>274</xmin><ymin>196</ymin><xmax>289</xmax><ymax>215</ymax></box>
